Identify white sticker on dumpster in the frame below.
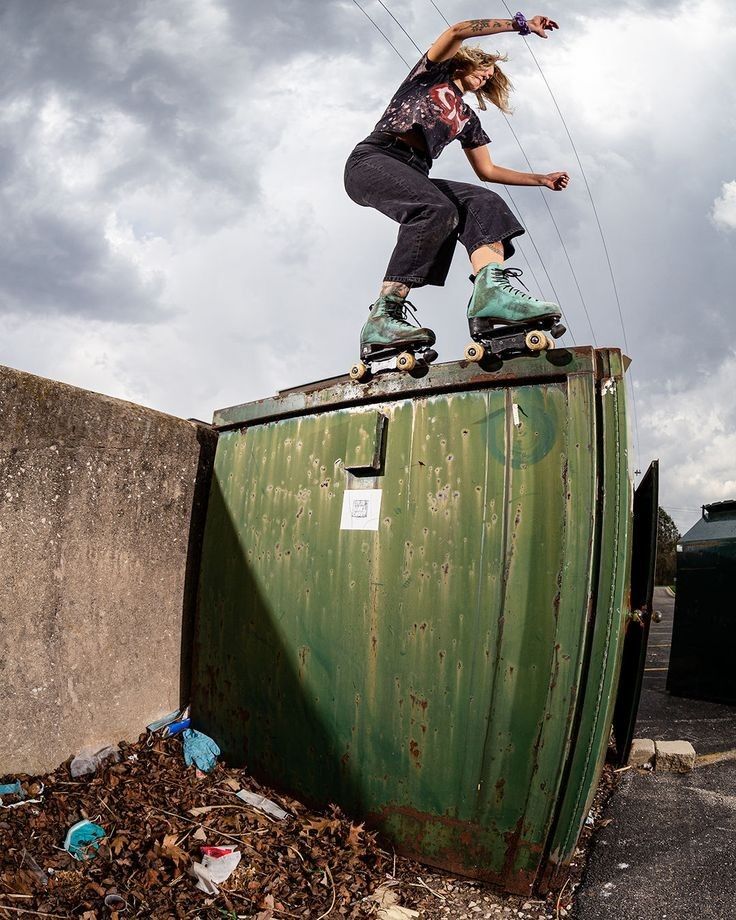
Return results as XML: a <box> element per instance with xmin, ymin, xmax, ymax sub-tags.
<box><xmin>340</xmin><ymin>489</ymin><xmax>382</xmax><ymax>531</ymax></box>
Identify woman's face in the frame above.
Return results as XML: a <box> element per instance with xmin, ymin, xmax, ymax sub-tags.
<box><xmin>459</xmin><ymin>64</ymin><xmax>495</xmax><ymax>93</ymax></box>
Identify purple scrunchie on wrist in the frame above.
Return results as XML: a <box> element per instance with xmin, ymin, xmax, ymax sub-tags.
<box><xmin>513</xmin><ymin>11</ymin><xmax>531</xmax><ymax>35</ymax></box>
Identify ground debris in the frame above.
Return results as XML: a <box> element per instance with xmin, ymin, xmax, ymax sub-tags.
<box><xmin>0</xmin><ymin>738</ymin><xmax>617</xmax><ymax>919</ymax></box>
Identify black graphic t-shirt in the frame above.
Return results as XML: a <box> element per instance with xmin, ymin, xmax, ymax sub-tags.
<box><xmin>373</xmin><ymin>52</ymin><xmax>491</xmax><ymax>162</ymax></box>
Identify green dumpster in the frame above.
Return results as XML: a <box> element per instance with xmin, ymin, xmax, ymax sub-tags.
<box><xmin>667</xmin><ymin>500</ymin><xmax>736</xmax><ymax>703</ymax></box>
<box><xmin>191</xmin><ymin>348</ymin><xmax>657</xmax><ymax>895</ymax></box>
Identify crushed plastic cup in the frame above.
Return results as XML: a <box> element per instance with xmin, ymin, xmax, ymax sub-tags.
<box><xmin>190</xmin><ymin>846</ymin><xmax>241</xmax><ymax>894</ymax></box>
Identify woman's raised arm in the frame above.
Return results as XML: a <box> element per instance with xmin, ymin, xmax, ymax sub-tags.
<box><xmin>428</xmin><ymin>15</ymin><xmax>559</xmax><ymax>62</ymax></box>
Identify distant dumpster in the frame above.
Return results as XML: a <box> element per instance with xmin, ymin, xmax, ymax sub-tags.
<box><xmin>191</xmin><ymin>348</ymin><xmax>657</xmax><ymax>895</ymax></box>
<box><xmin>667</xmin><ymin>500</ymin><xmax>736</xmax><ymax>704</ymax></box>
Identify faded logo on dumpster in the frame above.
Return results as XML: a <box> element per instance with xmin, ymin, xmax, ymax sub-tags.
<box><xmin>485</xmin><ymin>396</ymin><xmax>558</xmax><ymax>469</ymax></box>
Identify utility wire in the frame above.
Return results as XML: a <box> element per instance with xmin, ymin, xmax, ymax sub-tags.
<box><xmin>349</xmin><ymin>0</ymin><xmax>410</xmax><ymax>66</ymax></box>
<box><xmin>375</xmin><ymin>0</ymin><xmax>422</xmax><ymax>52</ymax></box>
<box><xmin>425</xmin><ymin>0</ymin><xmax>594</xmax><ymax>343</ymax></box>
<box><xmin>496</xmin><ymin>0</ymin><xmax>641</xmax><ymax>465</ymax></box>
<box><xmin>426</xmin><ymin>0</ymin><xmax>640</xmax><ymax>467</ymax></box>
<box><xmin>501</xmin><ymin>113</ymin><xmax>597</xmax><ymax>345</ymax></box>
<box><xmin>358</xmin><ymin>0</ymin><xmax>575</xmax><ymax>341</ymax></box>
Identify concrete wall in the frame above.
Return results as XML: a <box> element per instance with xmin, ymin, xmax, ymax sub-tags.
<box><xmin>0</xmin><ymin>364</ymin><xmax>217</xmax><ymax>774</ymax></box>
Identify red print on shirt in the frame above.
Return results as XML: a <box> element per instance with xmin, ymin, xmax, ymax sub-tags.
<box><xmin>429</xmin><ymin>84</ymin><xmax>469</xmax><ymax>137</ymax></box>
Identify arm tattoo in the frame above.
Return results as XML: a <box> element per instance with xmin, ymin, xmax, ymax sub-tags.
<box><xmin>469</xmin><ymin>19</ymin><xmax>506</xmax><ymax>33</ymax></box>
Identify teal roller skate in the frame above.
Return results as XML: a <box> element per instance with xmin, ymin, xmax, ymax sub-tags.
<box><xmin>349</xmin><ymin>295</ymin><xmax>438</xmax><ymax>381</ymax></box>
<box><xmin>463</xmin><ymin>264</ymin><xmax>566</xmax><ymax>363</ymax></box>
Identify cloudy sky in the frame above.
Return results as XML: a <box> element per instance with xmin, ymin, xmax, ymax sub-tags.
<box><xmin>1</xmin><ymin>0</ymin><xmax>734</xmax><ymax>533</ymax></box>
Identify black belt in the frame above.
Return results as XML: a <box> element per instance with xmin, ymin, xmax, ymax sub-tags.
<box><xmin>364</xmin><ymin>131</ymin><xmax>430</xmax><ymax>163</ymax></box>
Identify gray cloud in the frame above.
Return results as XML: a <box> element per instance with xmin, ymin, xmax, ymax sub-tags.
<box><xmin>0</xmin><ymin>0</ymin><xmax>734</xmax><ymax>530</ymax></box>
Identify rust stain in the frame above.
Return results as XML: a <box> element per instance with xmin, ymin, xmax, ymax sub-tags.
<box><xmin>364</xmin><ymin>804</ymin><xmax>542</xmax><ymax>894</ymax></box>
<box><xmin>410</xmin><ymin>693</ymin><xmax>428</xmax><ymax>712</ymax></box>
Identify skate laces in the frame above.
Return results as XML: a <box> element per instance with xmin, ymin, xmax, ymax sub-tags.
<box><xmin>385</xmin><ymin>297</ymin><xmax>422</xmax><ymax>327</ymax></box>
<box><xmin>493</xmin><ymin>266</ymin><xmax>532</xmax><ymax>298</ymax></box>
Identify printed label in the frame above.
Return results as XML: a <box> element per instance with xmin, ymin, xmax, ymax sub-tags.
<box><xmin>340</xmin><ymin>488</ymin><xmax>382</xmax><ymax>531</ymax></box>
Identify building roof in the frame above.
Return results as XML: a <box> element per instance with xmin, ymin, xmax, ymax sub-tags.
<box><xmin>679</xmin><ymin>500</ymin><xmax>736</xmax><ymax>544</ymax></box>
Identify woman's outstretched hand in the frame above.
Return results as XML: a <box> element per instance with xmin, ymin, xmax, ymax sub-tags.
<box><xmin>541</xmin><ymin>172</ymin><xmax>570</xmax><ymax>191</ymax></box>
<box><xmin>528</xmin><ymin>16</ymin><xmax>559</xmax><ymax>38</ymax></box>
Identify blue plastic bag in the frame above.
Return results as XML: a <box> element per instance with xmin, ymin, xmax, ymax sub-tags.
<box><xmin>182</xmin><ymin>729</ymin><xmax>220</xmax><ymax>773</ymax></box>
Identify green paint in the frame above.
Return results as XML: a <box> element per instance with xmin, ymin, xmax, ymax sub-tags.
<box><xmin>467</xmin><ymin>264</ymin><xmax>559</xmax><ymax>321</ymax></box>
<box><xmin>192</xmin><ymin>350</ymin><xmax>638</xmax><ymax>895</ymax></box>
<box><xmin>360</xmin><ymin>295</ymin><xmax>435</xmax><ymax>348</ymax></box>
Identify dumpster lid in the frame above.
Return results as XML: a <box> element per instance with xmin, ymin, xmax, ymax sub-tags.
<box><xmin>213</xmin><ymin>348</ymin><xmax>625</xmax><ymax>429</ymax></box>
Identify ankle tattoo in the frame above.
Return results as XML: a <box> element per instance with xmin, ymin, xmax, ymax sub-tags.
<box><xmin>380</xmin><ymin>281</ymin><xmax>410</xmax><ymax>299</ymax></box>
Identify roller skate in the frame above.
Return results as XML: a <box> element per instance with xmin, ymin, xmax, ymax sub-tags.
<box><xmin>349</xmin><ymin>295</ymin><xmax>438</xmax><ymax>381</ymax></box>
<box><xmin>462</xmin><ymin>264</ymin><xmax>566</xmax><ymax>363</ymax></box>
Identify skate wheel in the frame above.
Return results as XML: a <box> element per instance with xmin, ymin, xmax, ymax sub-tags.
<box><xmin>545</xmin><ymin>334</ymin><xmax>556</xmax><ymax>350</ymax></box>
<box><xmin>349</xmin><ymin>361</ymin><xmax>368</xmax><ymax>381</ymax></box>
<box><xmin>424</xmin><ymin>349</ymin><xmax>439</xmax><ymax>364</ymax></box>
<box><xmin>551</xmin><ymin>322</ymin><xmax>566</xmax><ymax>340</ymax></box>
<box><xmin>525</xmin><ymin>330</ymin><xmax>547</xmax><ymax>352</ymax></box>
<box><xmin>397</xmin><ymin>352</ymin><xmax>416</xmax><ymax>372</ymax></box>
<box><xmin>464</xmin><ymin>342</ymin><xmax>485</xmax><ymax>362</ymax></box>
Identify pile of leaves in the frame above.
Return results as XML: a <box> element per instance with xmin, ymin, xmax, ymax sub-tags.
<box><xmin>0</xmin><ymin>734</ymin><xmax>395</xmax><ymax>918</ymax></box>
<box><xmin>0</xmin><ymin>734</ymin><xmax>621</xmax><ymax>920</ymax></box>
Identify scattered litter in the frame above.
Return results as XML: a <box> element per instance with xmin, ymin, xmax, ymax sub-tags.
<box><xmin>0</xmin><ymin>781</ymin><xmax>44</xmax><ymax>810</ymax></box>
<box><xmin>369</xmin><ymin>882</ymin><xmax>421</xmax><ymax>919</ymax></box>
<box><xmin>20</xmin><ymin>848</ymin><xmax>48</xmax><ymax>887</ymax></box>
<box><xmin>63</xmin><ymin>819</ymin><xmax>106</xmax><ymax>860</ymax></box>
<box><xmin>167</xmin><ymin>717</ymin><xmax>192</xmax><ymax>736</ymax></box>
<box><xmin>181</xmin><ymin>728</ymin><xmax>220</xmax><ymax>772</ymax></box>
<box><xmin>189</xmin><ymin>845</ymin><xmax>241</xmax><ymax>894</ymax></box>
<box><xmin>236</xmin><ymin>788</ymin><xmax>289</xmax><ymax>820</ymax></box>
<box><xmin>0</xmin><ymin>780</ymin><xmax>24</xmax><ymax>801</ymax></box>
<box><xmin>70</xmin><ymin>743</ymin><xmax>120</xmax><ymax>778</ymax></box>
<box><xmin>146</xmin><ymin>709</ymin><xmax>182</xmax><ymax>732</ymax></box>
<box><xmin>0</xmin><ymin>731</ymin><xmax>608</xmax><ymax>918</ymax></box>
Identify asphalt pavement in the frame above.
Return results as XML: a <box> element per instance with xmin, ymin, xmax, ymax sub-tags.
<box><xmin>574</xmin><ymin>587</ymin><xmax>736</xmax><ymax>920</ymax></box>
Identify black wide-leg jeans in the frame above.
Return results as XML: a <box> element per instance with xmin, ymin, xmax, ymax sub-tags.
<box><xmin>344</xmin><ymin>134</ymin><xmax>525</xmax><ymax>288</ymax></box>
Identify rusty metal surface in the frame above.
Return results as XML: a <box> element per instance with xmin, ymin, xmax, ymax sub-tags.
<box><xmin>192</xmin><ymin>348</ymin><xmax>632</xmax><ymax>894</ymax></box>
<box><xmin>212</xmin><ymin>349</ymin><xmax>596</xmax><ymax>429</ymax></box>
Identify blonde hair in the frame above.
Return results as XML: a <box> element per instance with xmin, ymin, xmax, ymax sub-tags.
<box><xmin>450</xmin><ymin>46</ymin><xmax>513</xmax><ymax>114</ymax></box>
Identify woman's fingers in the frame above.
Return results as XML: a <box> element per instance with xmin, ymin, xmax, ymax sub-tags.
<box><xmin>546</xmin><ymin>172</ymin><xmax>570</xmax><ymax>190</ymax></box>
<box><xmin>530</xmin><ymin>16</ymin><xmax>560</xmax><ymax>35</ymax></box>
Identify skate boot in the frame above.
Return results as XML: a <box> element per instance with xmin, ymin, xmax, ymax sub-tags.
<box><xmin>464</xmin><ymin>264</ymin><xmax>566</xmax><ymax>363</ymax></box>
<box><xmin>349</xmin><ymin>295</ymin><xmax>438</xmax><ymax>381</ymax></box>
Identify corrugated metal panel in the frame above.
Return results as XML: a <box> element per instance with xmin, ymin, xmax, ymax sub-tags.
<box><xmin>192</xmin><ymin>348</ymin><xmax>632</xmax><ymax>895</ymax></box>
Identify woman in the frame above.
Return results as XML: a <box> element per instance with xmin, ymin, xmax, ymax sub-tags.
<box><xmin>344</xmin><ymin>12</ymin><xmax>569</xmax><ymax>365</ymax></box>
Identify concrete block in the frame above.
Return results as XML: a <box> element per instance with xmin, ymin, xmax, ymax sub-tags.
<box><xmin>0</xmin><ymin>364</ymin><xmax>217</xmax><ymax>774</ymax></box>
<box><xmin>628</xmin><ymin>738</ymin><xmax>655</xmax><ymax>768</ymax></box>
<box><xmin>655</xmin><ymin>740</ymin><xmax>696</xmax><ymax>773</ymax></box>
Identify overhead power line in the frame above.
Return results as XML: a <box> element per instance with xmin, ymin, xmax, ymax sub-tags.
<box><xmin>495</xmin><ymin>0</ymin><xmax>641</xmax><ymax>464</ymax></box>
<box><xmin>425</xmin><ymin>0</ymin><xmax>641</xmax><ymax>467</ymax></box>
<box><xmin>349</xmin><ymin>0</ymin><xmax>410</xmax><ymax>66</ymax></box>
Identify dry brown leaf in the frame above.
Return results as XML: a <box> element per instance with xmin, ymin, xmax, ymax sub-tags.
<box><xmin>347</xmin><ymin>822</ymin><xmax>365</xmax><ymax>849</ymax></box>
<box><xmin>304</xmin><ymin>816</ymin><xmax>342</xmax><ymax>835</ymax></box>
